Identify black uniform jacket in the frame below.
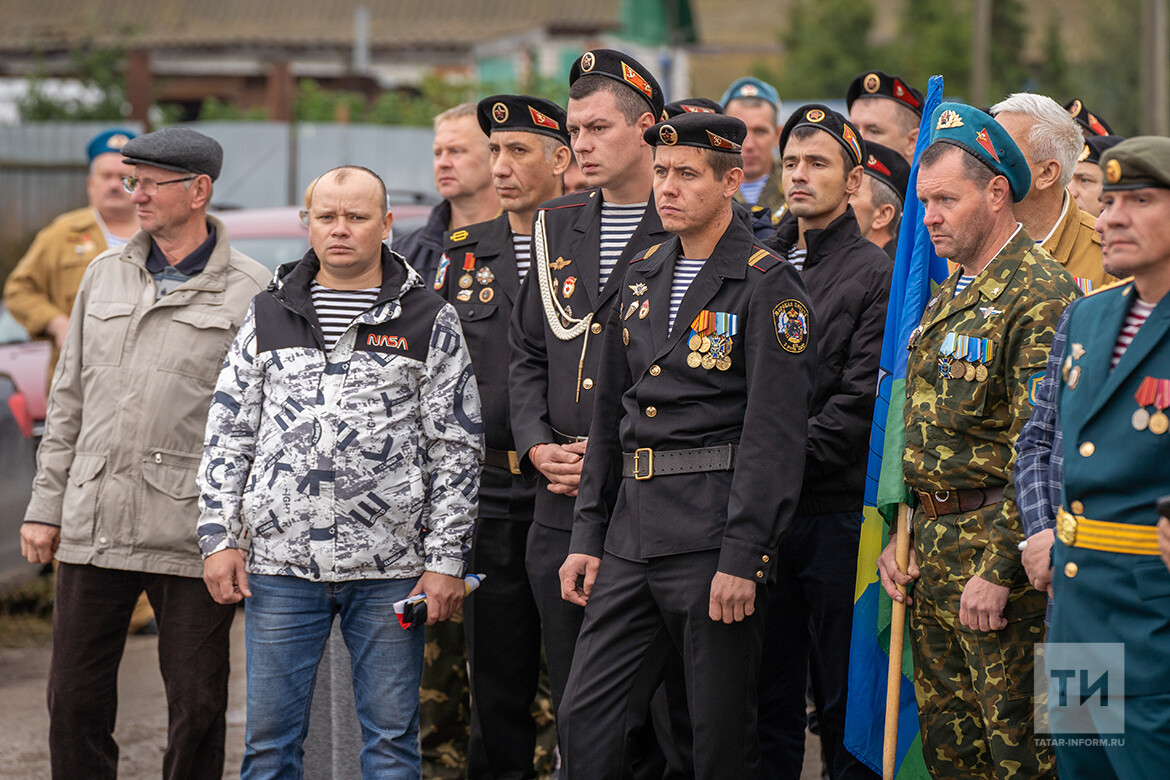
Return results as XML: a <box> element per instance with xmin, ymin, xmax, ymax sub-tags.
<box><xmin>508</xmin><ymin>187</ymin><xmax>669</xmax><ymax>530</ymax></box>
<box><xmin>437</xmin><ymin>214</ymin><xmax>536</xmax><ymax>520</ymax></box>
<box><xmin>570</xmin><ymin>215</ymin><xmax>817</xmax><ymax>582</ymax></box>
<box><xmin>765</xmin><ymin>207</ymin><xmax>892</xmax><ymax>515</ymax></box>
<box><xmin>395</xmin><ymin>199</ymin><xmax>451</xmax><ymax>285</ymax></box>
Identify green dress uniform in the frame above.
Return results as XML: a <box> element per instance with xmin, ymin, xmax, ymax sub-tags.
<box><xmin>902</xmin><ymin>227</ymin><xmax>1081</xmax><ymax>779</ymax></box>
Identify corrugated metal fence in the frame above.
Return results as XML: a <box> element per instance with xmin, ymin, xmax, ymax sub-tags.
<box><xmin>0</xmin><ymin>121</ymin><xmax>438</xmax><ymax>278</ymax></box>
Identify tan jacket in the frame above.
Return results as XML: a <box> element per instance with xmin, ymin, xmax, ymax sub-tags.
<box><xmin>734</xmin><ymin>159</ymin><xmax>786</xmax><ymax>220</ymax></box>
<box><xmin>24</xmin><ymin>215</ymin><xmax>269</xmax><ymax>578</ymax></box>
<box><xmin>1042</xmin><ymin>193</ymin><xmax>1110</xmax><ymax>291</ymax></box>
<box><xmin>4</xmin><ymin>207</ymin><xmax>110</xmax><ymax>382</ymax></box>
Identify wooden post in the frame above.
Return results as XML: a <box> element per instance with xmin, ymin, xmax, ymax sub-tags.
<box><xmin>126</xmin><ymin>48</ymin><xmax>152</xmax><ymax>130</ymax></box>
<box><xmin>883</xmin><ymin>503</ymin><xmax>911</xmax><ymax>780</ymax></box>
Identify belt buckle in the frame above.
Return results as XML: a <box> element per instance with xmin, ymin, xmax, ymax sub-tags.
<box><xmin>1057</xmin><ymin>508</ymin><xmax>1078</xmax><ymax>546</ymax></box>
<box><xmin>507</xmin><ymin>450</ymin><xmax>521</xmax><ymax>476</ymax></box>
<box><xmin>633</xmin><ymin>447</ymin><xmax>654</xmax><ymax>480</ymax></box>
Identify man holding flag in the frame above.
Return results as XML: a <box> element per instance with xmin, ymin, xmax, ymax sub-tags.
<box><xmin>876</xmin><ymin>104</ymin><xmax>1080</xmax><ymax>779</ymax></box>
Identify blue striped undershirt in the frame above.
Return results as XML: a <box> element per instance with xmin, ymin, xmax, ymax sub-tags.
<box><xmin>599</xmin><ymin>201</ymin><xmax>645</xmax><ymax>293</ymax></box>
<box><xmin>954</xmin><ymin>274</ymin><xmax>976</xmax><ymax>297</ymax></box>
<box><xmin>669</xmin><ymin>257</ymin><xmax>706</xmax><ymax>333</ymax></box>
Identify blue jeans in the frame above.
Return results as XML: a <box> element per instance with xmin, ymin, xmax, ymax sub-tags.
<box><xmin>242</xmin><ymin>574</ymin><xmax>424</xmax><ymax>780</ymax></box>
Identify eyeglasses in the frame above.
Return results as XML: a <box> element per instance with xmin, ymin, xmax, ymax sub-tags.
<box><xmin>120</xmin><ymin>175</ymin><xmax>198</xmax><ymax>196</ymax></box>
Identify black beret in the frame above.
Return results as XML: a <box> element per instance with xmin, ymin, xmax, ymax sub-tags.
<box><xmin>569</xmin><ymin>49</ymin><xmax>665</xmax><ymax>121</ymax></box>
<box><xmin>477</xmin><ymin>94</ymin><xmax>570</xmax><ymax>147</ymax></box>
<box><xmin>1064</xmin><ymin>98</ymin><xmax>1114</xmax><ymax>137</ymax></box>
<box><xmin>121</xmin><ymin>127</ymin><xmax>223</xmax><ymax>181</ymax></box>
<box><xmin>664</xmin><ymin>97</ymin><xmax>723</xmax><ymax>118</ymax></box>
<box><xmin>644</xmin><ymin>113</ymin><xmax>746</xmax><ymax>153</ymax></box>
<box><xmin>1078</xmin><ymin>134</ymin><xmax>1124</xmax><ymax>166</ymax></box>
<box><xmin>1100</xmin><ymin>136</ymin><xmax>1170</xmax><ymax>191</ymax></box>
<box><xmin>779</xmin><ymin>104</ymin><xmax>865</xmax><ymax>168</ymax></box>
<box><xmin>862</xmin><ymin>141</ymin><xmax>911</xmax><ymax>202</ymax></box>
<box><xmin>846</xmin><ymin>70</ymin><xmax>924</xmax><ymax>116</ymax></box>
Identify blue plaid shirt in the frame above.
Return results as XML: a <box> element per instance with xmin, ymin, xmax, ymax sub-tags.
<box><xmin>1014</xmin><ymin>306</ymin><xmax>1073</xmax><ymax>537</ymax></box>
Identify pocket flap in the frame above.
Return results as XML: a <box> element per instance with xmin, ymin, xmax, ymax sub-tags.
<box><xmin>87</xmin><ymin>301</ymin><xmax>135</xmax><ymax>321</ymax></box>
<box><xmin>142</xmin><ymin>451</ymin><xmax>200</xmax><ymax>500</ymax></box>
<box><xmin>1135</xmin><ymin>558</ymin><xmax>1170</xmax><ymax>601</ymax></box>
<box><xmin>455</xmin><ymin>303</ymin><xmax>498</xmax><ymax>323</ymax></box>
<box><xmin>171</xmin><ymin>309</ymin><xmax>234</xmax><ymax>331</ymax></box>
<box><xmin>67</xmin><ymin>453</ymin><xmax>106</xmax><ymax>486</ymax></box>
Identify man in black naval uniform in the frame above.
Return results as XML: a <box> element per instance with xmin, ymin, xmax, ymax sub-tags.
<box><xmin>846</xmin><ymin>70</ymin><xmax>924</xmax><ymax>164</ymax></box>
<box><xmin>557</xmin><ymin>112</ymin><xmax>817</xmax><ymax>780</ymax></box>
<box><xmin>851</xmin><ymin>140</ymin><xmax>910</xmax><ymax>262</ymax></box>
<box><xmin>759</xmin><ymin>105</ymin><xmax>889</xmax><ymax>780</ymax></box>
<box><xmin>435</xmin><ymin>94</ymin><xmax>571</xmax><ymax>780</ymax></box>
<box><xmin>509</xmin><ymin>48</ymin><xmax>669</xmax><ymax>732</ymax></box>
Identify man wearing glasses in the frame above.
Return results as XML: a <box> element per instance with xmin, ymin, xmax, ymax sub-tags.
<box><xmin>20</xmin><ymin>126</ymin><xmax>269</xmax><ymax>780</ymax></box>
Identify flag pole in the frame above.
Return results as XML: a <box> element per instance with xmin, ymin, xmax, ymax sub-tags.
<box><xmin>883</xmin><ymin>502</ymin><xmax>911</xmax><ymax>779</ymax></box>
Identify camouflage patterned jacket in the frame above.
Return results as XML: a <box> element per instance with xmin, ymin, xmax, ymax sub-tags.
<box><xmin>197</xmin><ymin>246</ymin><xmax>483</xmax><ymax>581</ymax></box>
<box><xmin>903</xmin><ymin>227</ymin><xmax>1081</xmax><ymax>586</ymax></box>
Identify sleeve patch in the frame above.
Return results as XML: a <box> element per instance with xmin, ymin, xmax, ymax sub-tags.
<box><xmin>774</xmin><ymin>299</ymin><xmax>810</xmax><ymax>353</ymax></box>
<box><xmin>1028</xmin><ymin>372</ymin><xmax>1044</xmax><ymax>405</ymax></box>
<box><xmin>434</xmin><ymin>254</ymin><xmax>450</xmax><ymax>290</ymax></box>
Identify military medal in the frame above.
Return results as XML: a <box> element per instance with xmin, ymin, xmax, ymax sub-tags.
<box><xmin>975</xmin><ymin>364</ymin><xmax>989</xmax><ymax>382</ymax></box>
<box><xmin>1150</xmin><ymin>379</ymin><xmax>1170</xmax><ymax>434</ymax></box>
<box><xmin>457</xmin><ymin>289</ymin><xmax>472</xmax><ymax>302</ymax></box>
<box><xmin>639</xmin><ymin>300</ymin><xmax>650</xmax><ymax>319</ymax></box>
<box><xmin>458</xmin><ymin>274</ymin><xmax>474</xmax><ymax>289</ymax></box>
<box><xmin>479</xmin><ymin>287</ymin><xmax>494</xmax><ymax>303</ymax></box>
<box><xmin>625</xmin><ymin>302</ymin><xmax>639</xmax><ymax>320</ymax></box>
<box><xmin>459</xmin><ymin>252</ymin><xmax>476</xmax><ymax>289</ymax></box>
<box><xmin>563</xmin><ymin>276</ymin><xmax>576</xmax><ymax>298</ymax></box>
<box><xmin>1133</xmin><ymin>377</ymin><xmax>1157</xmax><ymax>431</ymax></box>
<box><xmin>688</xmin><ymin>333</ymin><xmax>702</xmax><ymax>351</ymax></box>
<box><xmin>686</xmin><ymin>352</ymin><xmax>702</xmax><ymax>368</ymax></box>
<box><xmin>716</xmin><ymin>356</ymin><xmax>731</xmax><ymax>371</ymax></box>
<box><xmin>1062</xmin><ymin>355</ymin><xmax>1072</xmax><ymax>383</ymax></box>
<box><xmin>938</xmin><ymin>356</ymin><xmax>952</xmax><ymax>380</ymax></box>
<box><xmin>699</xmin><ymin>336</ymin><xmax>711</xmax><ymax>353</ymax></box>
<box><xmin>623</xmin><ymin>328</ymin><xmax>630</xmax><ymax>345</ymax></box>
<box><xmin>629</xmin><ymin>282</ymin><xmax>648</xmax><ymax>296</ymax></box>
<box><xmin>964</xmin><ymin>362</ymin><xmax>977</xmax><ymax>382</ymax></box>
<box><xmin>701</xmin><ymin>354</ymin><xmax>716</xmax><ymax>370</ymax></box>
<box><xmin>476</xmin><ymin>266</ymin><xmax>495</xmax><ymax>286</ymax></box>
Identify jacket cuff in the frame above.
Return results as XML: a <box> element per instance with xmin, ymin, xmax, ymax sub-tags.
<box><xmin>568</xmin><ymin>522</ymin><xmax>606</xmax><ymax>559</ymax></box>
<box><xmin>426</xmin><ymin>554</ymin><xmax>467</xmax><ymax>579</ymax></box>
<box><xmin>23</xmin><ymin>494</ymin><xmax>63</xmax><ymax>527</ymax></box>
<box><xmin>717</xmin><ymin>538</ymin><xmax>774</xmax><ymax>584</ymax></box>
<box><xmin>972</xmin><ymin>551</ymin><xmax>1020</xmax><ymax>587</ymax></box>
<box><xmin>198</xmin><ymin>532</ymin><xmax>238</xmax><ymax>559</ymax></box>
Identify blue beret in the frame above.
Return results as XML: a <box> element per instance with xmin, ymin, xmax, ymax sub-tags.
<box><xmin>720</xmin><ymin>78</ymin><xmax>780</xmax><ymax>113</ymax></box>
<box><xmin>928</xmin><ymin>103</ymin><xmax>1030</xmax><ymax>202</ymax></box>
<box><xmin>86</xmin><ymin>128</ymin><xmax>137</xmax><ymax>162</ymax></box>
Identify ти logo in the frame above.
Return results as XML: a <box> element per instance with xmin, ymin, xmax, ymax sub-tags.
<box><xmin>1035</xmin><ymin>642</ymin><xmax>1125</xmax><ymax>737</ymax></box>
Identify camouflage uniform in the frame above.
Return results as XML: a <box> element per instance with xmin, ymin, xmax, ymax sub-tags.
<box><xmin>420</xmin><ymin>618</ymin><xmax>470</xmax><ymax>778</ymax></box>
<box><xmin>902</xmin><ymin>228</ymin><xmax>1081</xmax><ymax>779</ymax></box>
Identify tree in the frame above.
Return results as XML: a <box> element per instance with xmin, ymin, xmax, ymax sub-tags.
<box><xmin>18</xmin><ymin>42</ymin><xmax>127</xmax><ymax>121</ymax></box>
<box><xmin>775</xmin><ymin>0</ymin><xmax>876</xmax><ymax>99</ymax></box>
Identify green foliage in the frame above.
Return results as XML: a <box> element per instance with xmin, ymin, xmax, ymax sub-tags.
<box><xmin>199</xmin><ymin>96</ymin><xmax>267</xmax><ymax>121</ymax></box>
<box><xmin>18</xmin><ymin>42</ymin><xmax>127</xmax><ymax>121</ymax></box>
<box><xmin>774</xmin><ymin>0</ymin><xmax>876</xmax><ymax>99</ymax></box>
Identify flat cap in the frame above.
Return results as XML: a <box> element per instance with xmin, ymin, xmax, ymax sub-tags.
<box><xmin>928</xmin><ymin>103</ymin><xmax>1030</xmax><ymax>202</ymax></box>
<box><xmin>1100</xmin><ymin>136</ymin><xmax>1170</xmax><ymax>191</ymax></box>
<box><xmin>1065</xmin><ymin>98</ymin><xmax>1114</xmax><ymax>137</ymax></box>
<box><xmin>644</xmin><ymin>113</ymin><xmax>746</xmax><ymax>153</ymax></box>
<box><xmin>862</xmin><ymin>141</ymin><xmax>911</xmax><ymax>202</ymax></box>
<box><xmin>570</xmin><ymin>49</ymin><xmax>664</xmax><ymax>121</ymax></box>
<box><xmin>87</xmin><ymin>128</ymin><xmax>136</xmax><ymax>162</ymax></box>
<box><xmin>478</xmin><ymin>94</ymin><xmax>569</xmax><ymax>147</ymax></box>
<box><xmin>780</xmin><ymin>104</ymin><xmax>865</xmax><ymax>168</ymax></box>
<box><xmin>846</xmin><ymin>70</ymin><xmax>924</xmax><ymax>116</ymax></box>
<box><xmin>1078</xmin><ymin>134</ymin><xmax>1124</xmax><ymax>166</ymax></box>
<box><xmin>664</xmin><ymin>97</ymin><xmax>723</xmax><ymax>118</ymax></box>
<box><xmin>720</xmin><ymin>77</ymin><xmax>780</xmax><ymax>112</ymax></box>
<box><xmin>121</xmin><ymin>127</ymin><xmax>223</xmax><ymax>181</ymax></box>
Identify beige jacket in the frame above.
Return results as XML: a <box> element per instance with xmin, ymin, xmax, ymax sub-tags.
<box><xmin>1041</xmin><ymin>192</ymin><xmax>1109</xmax><ymax>291</ymax></box>
<box><xmin>24</xmin><ymin>215</ymin><xmax>269</xmax><ymax>578</ymax></box>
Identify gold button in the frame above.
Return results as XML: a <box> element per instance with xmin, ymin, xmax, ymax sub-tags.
<box><xmin>645</xmin><ymin>406</ymin><xmax>657</xmax><ymax>418</ymax></box>
<box><xmin>756</xmin><ymin>570</ymin><xmax>764</xmax><ymax>579</ymax></box>
<box><xmin>1064</xmin><ymin>562</ymin><xmax>1079</xmax><ymax>578</ymax></box>
<box><xmin>582</xmin><ymin>378</ymin><xmax>593</xmax><ymax>390</ymax></box>
<box><xmin>1070</xmin><ymin>500</ymin><xmax>1084</xmax><ymax>515</ymax></box>
<box><xmin>649</xmin><ymin>364</ymin><xmax>661</xmax><ymax>376</ymax></box>
<box><xmin>591</xmin><ymin>322</ymin><xmax>602</xmax><ymax>334</ymax></box>
<box><xmin>1079</xmin><ymin>441</ymin><xmax>1095</xmax><ymax>457</ymax></box>
<box><xmin>762</xmin><ymin>555</ymin><xmax>770</xmax><ymax>563</ymax></box>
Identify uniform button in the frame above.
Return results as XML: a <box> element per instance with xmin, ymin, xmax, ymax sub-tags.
<box><xmin>98</xmin><ymin>536</ymin><xmax>108</xmax><ymax>545</ymax></box>
<box><xmin>645</xmin><ymin>406</ymin><xmax>657</xmax><ymax>418</ymax></box>
<box><xmin>756</xmin><ymin>570</ymin><xmax>764</xmax><ymax>579</ymax></box>
<box><xmin>1064</xmin><ymin>562</ymin><xmax>1079</xmax><ymax>578</ymax></box>
<box><xmin>1070</xmin><ymin>500</ymin><xmax>1085</xmax><ymax>515</ymax></box>
<box><xmin>1079</xmin><ymin>441</ymin><xmax>1095</xmax><ymax>457</ymax></box>
<box><xmin>762</xmin><ymin>555</ymin><xmax>770</xmax><ymax>563</ymax></box>
<box><xmin>154</xmin><ymin>452</ymin><xmax>163</xmax><ymax>464</ymax></box>
<box><xmin>582</xmin><ymin>378</ymin><xmax>594</xmax><ymax>390</ymax></box>
<box><xmin>591</xmin><ymin>322</ymin><xmax>602</xmax><ymax>334</ymax></box>
<box><xmin>649</xmin><ymin>364</ymin><xmax>661</xmax><ymax>376</ymax></box>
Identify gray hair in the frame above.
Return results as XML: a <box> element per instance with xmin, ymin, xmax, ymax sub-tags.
<box><xmin>434</xmin><ymin>102</ymin><xmax>477</xmax><ymax>130</ymax></box>
<box><xmin>870</xmin><ymin>176</ymin><xmax>902</xmax><ymax>237</ymax></box>
<box><xmin>990</xmin><ymin>93</ymin><xmax>1082</xmax><ymax>189</ymax></box>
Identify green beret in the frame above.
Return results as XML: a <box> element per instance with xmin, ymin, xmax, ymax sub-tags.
<box><xmin>644</xmin><ymin>113</ymin><xmax>746</xmax><ymax>152</ymax></box>
<box><xmin>1100</xmin><ymin>136</ymin><xmax>1170</xmax><ymax>191</ymax></box>
<box><xmin>928</xmin><ymin>102</ymin><xmax>1030</xmax><ymax>202</ymax></box>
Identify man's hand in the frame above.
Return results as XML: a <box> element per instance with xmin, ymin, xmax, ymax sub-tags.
<box><xmin>410</xmin><ymin>571</ymin><xmax>465</xmax><ymax>624</ymax></box>
<box><xmin>202</xmin><ymin>548</ymin><xmax>251</xmax><ymax>604</ymax></box>
<box><xmin>877</xmin><ymin>537</ymin><xmax>920</xmax><ymax>604</ymax></box>
<box><xmin>531</xmin><ymin>440</ymin><xmax>587</xmax><ymax>497</ymax></box>
<box><xmin>45</xmin><ymin>314</ymin><xmax>70</xmax><ymax>349</ymax></box>
<box><xmin>559</xmin><ymin>553</ymin><xmax>601</xmax><ymax>606</ymax></box>
<box><xmin>20</xmin><ymin>522</ymin><xmax>60</xmax><ymax>565</ymax></box>
<box><xmin>959</xmin><ymin>575</ymin><xmax>1010</xmax><ymax>632</ymax></box>
<box><xmin>1158</xmin><ymin>518</ymin><xmax>1170</xmax><ymax>573</ymax></box>
<box><xmin>709</xmin><ymin>572</ymin><xmax>758</xmax><ymax>623</ymax></box>
<box><xmin>1022</xmin><ymin>528</ymin><xmax>1055</xmax><ymax>596</ymax></box>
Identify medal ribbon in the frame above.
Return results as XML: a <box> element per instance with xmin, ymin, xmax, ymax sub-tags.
<box><xmin>967</xmin><ymin>337</ymin><xmax>979</xmax><ymax>364</ymax></box>
<box><xmin>1155</xmin><ymin>378</ymin><xmax>1170</xmax><ymax>413</ymax></box>
<box><xmin>463</xmin><ymin>252</ymin><xmax>475</xmax><ymax>271</ymax></box>
<box><xmin>1135</xmin><ymin>376</ymin><xmax>1158</xmax><ymax>407</ymax></box>
<box><xmin>941</xmin><ymin>332</ymin><xmax>956</xmax><ymax>357</ymax></box>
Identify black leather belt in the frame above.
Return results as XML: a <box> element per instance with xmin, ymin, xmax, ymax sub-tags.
<box><xmin>621</xmin><ymin>444</ymin><xmax>738</xmax><ymax>481</ymax></box>
<box><xmin>914</xmin><ymin>486</ymin><xmax>1004</xmax><ymax>520</ymax></box>
<box><xmin>485</xmin><ymin>448</ymin><xmax>521</xmax><ymax>475</ymax></box>
<box><xmin>551</xmin><ymin>428</ymin><xmax>588</xmax><ymax>445</ymax></box>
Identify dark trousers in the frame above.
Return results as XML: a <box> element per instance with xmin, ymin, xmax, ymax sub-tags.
<box><xmin>561</xmin><ymin>550</ymin><xmax>764</xmax><ymax>780</ymax></box>
<box><xmin>757</xmin><ymin>510</ymin><xmax>877</xmax><ymax>780</ymax></box>
<box><xmin>525</xmin><ymin>522</ymin><xmax>584</xmax><ymax>718</ymax></box>
<box><xmin>466</xmin><ymin>519</ymin><xmax>543</xmax><ymax>780</ymax></box>
<box><xmin>48</xmin><ymin>562</ymin><xmax>235</xmax><ymax>780</ymax></box>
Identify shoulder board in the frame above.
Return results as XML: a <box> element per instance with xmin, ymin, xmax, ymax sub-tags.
<box><xmin>1083</xmin><ymin>276</ymin><xmax>1132</xmax><ymax>298</ymax></box>
<box><xmin>538</xmin><ymin>188</ymin><xmax>598</xmax><ymax>213</ymax></box>
<box><xmin>747</xmin><ymin>246</ymin><xmax>783</xmax><ymax>273</ymax></box>
<box><xmin>631</xmin><ymin>243</ymin><xmax>661</xmax><ymax>264</ymax></box>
